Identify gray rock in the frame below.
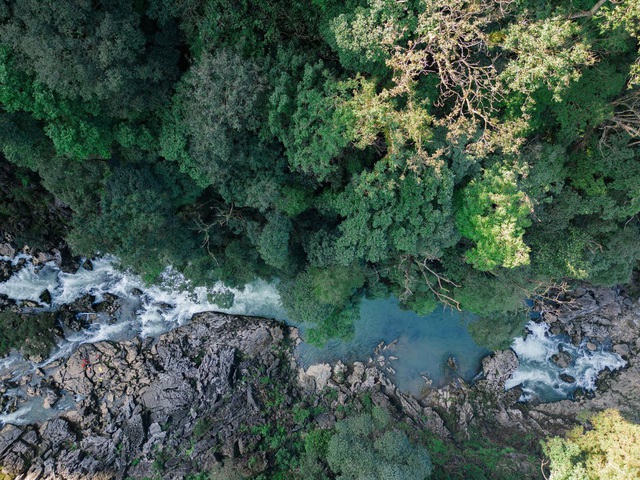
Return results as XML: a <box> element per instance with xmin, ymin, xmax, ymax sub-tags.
<box><xmin>314</xmin><ymin>413</ymin><xmax>336</xmax><ymax>429</ymax></box>
<box><xmin>0</xmin><ymin>243</ymin><xmax>16</xmax><ymax>258</ymax></box>
<box><xmin>299</xmin><ymin>364</ymin><xmax>332</xmax><ymax>391</ymax></box>
<box><xmin>480</xmin><ymin>350</ymin><xmax>519</xmax><ymax>392</ymax></box>
<box><xmin>347</xmin><ymin>362</ymin><xmax>365</xmax><ymax>386</ymax></box>
<box><xmin>0</xmin><ymin>424</ymin><xmax>23</xmax><ymax>456</ymax></box>
<box><xmin>140</xmin><ymin>372</ymin><xmax>196</xmax><ymax>420</ymax></box>
<box><xmin>613</xmin><ymin>343</ymin><xmax>631</xmax><ymax>357</ymax></box>
<box><xmin>559</xmin><ymin>374</ymin><xmax>576</xmax><ymax>383</ymax></box>
<box><xmin>581</xmin><ymin>323</ymin><xmax>609</xmax><ymax>340</ymax></box>
<box><xmin>332</xmin><ymin>361</ymin><xmax>347</xmax><ymax>383</ymax></box>
<box><xmin>40</xmin><ymin>419</ymin><xmax>75</xmax><ymax>448</ymax></box>
<box><xmin>551</xmin><ymin>350</ymin><xmax>572</xmax><ymax>369</ymax></box>
<box><xmin>39</xmin><ymin>289</ymin><xmax>52</xmax><ymax>304</ymax></box>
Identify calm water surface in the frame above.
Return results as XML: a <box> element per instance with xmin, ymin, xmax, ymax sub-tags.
<box><xmin>297</xmin><ymin>297</ymin><xmax>489</xmax><ymax>395</ymax></box>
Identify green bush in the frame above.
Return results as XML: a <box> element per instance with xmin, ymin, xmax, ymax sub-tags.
<box><xmin>542</xmin><ymin>409</ymin><xmax>640</xmax><ymax>480</ymax></box>
<box><xmin>326</xmin><ymin>408</ymin><xmax>433</xmax><ymax>479</ymax></box>
<box><xmin>468</xmin><ymin>310</ymin><xmax>529</xmax><ymax>351</ymax></box>
<box><xmin>0</xmin><ymin>311</ymin><xmax>57</xmax><ymax>360</ymax></box>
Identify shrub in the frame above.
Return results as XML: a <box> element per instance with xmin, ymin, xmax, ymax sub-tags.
<box><xmin>326</xmin><ymin>408</ymin><xmax>433</xmax><ymax>479</ymax></box>
<box><xmin>0</xmin><ymin>311</ymin><xmax>56</xmax><ymax>360</ymax></box>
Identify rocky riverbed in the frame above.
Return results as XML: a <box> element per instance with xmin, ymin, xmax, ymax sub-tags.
<box><xmin>1</xmin><ymin>256</ymin><xmax>639</xmax><ymax>479</ymax></box>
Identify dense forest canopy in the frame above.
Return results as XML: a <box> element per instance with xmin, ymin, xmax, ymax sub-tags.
<box><xmin>1</xmin><ymin>0</ymin><xmax>639</xmax><ymax>343</ymax></box>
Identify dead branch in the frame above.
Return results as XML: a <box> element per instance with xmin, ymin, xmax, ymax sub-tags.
<box><xmin>600</xmin><ymin>88</ymin><xmax>640</xmax><ymax>145</ymax></box>
<box><xmin>568</xmin><ymin>0</ymin><xmax>611</xmax><ymax>19</ymax></box>
<box><xmin>397</xmin><ymin>255</ymin><xmax>462</xmax><ymax>310</ymax></box>
<box><xmin>385</xmin><ymin>0</ymin><xmax>506</xmax><ymax>154</ymax></box>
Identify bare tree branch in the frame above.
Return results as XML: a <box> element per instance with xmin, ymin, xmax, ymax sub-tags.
<box><xmin>568</xmin><ymin>0</ymin><xmax>611</xmax><ymax>19</ymax></box>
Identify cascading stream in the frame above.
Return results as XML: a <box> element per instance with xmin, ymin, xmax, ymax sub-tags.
<box><xmin>0</xmin><ymin>256</ymin><xmax>285</xmax><ymax>425</ymax></box>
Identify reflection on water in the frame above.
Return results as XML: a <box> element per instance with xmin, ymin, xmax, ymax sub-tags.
<box><xmin>296</xmin><ymin>298</ymin><xmax>490</xmax><ymax>395</ymax></box>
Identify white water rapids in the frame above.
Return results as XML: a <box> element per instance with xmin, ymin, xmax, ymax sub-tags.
<box><xmin>0</xmin><ymin>256</ymin><xmax>287</xmax><ymax>425</ymax></box>
<box><xmin>506</xmin><ymin>321</ymin><xmax>626</xmax><ymax>402</ymax></box>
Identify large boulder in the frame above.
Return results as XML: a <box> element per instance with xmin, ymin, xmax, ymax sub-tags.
<box><xmin>480</xmin><ymin>350</ymin><xmax>519</xmax><ymax>393</ymax></box>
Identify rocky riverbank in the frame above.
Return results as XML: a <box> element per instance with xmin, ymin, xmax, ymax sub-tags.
<box><xmin>0</xmin><ymin>278</ymin><xmax>639</xmax><ymax>479</ymax></box>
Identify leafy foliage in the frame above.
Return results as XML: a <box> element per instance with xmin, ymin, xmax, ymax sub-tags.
<box><xmin>542</xmin><ymin>409</ymin><xmax>640</xmax><ymax>480</ymax></box>
<box><xmin>326</xmin><ymin>408</ymin><xmax>433</xmax><ymax>479</ymax></box>
<box><xmin>455</xmin><ymin>165</ymin><xmax>532</xmax><ymax>271</ymax></box>
<box><xmin>0</xmin><ymin>311</ymin><xmax>56</xmax><ymax>360</ymax></box>
<box><xmin>1</xmin><ymin>0</ymin><xmax>640</xmax><ymax>351</ymax></box>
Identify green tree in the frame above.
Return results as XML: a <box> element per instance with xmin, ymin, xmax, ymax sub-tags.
<box><xmin>542</xmin><ymin>409</ymin><xmax>640</xmax><ymax>480</ymax></box>
<box><xmin>0</xmin><ymin>0</ymin><xmax>178</xmax><ymax>113</ymax></box>
<box><xmin>68</xmin><ymin>164</ymin><xmax>200</xmax><ymax>281</ymax></box>
<box><xmin>332</xmin><ymin>159</ymin><xmax>457</xmax><ymax>265</ymax></box>
<box><xmin>455</xmin><ymin>164</ymin><xmax>532</xmax><ymax>271</ymax></box>
<box><xmin>256</xmin><ymin>212</ymin><xmax>293</xmax><ymax>270</ymax></box>
<box><xmin>500</xmin><ymin>17</ymin><xmax>595</xmax><ymax>105</ymax></box>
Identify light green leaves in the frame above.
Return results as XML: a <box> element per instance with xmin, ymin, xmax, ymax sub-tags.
<box><xmin>455</xmin><ymin>165</ymin><xmax>532</xmax><ymax>271</ymax></box>
<box><xmin>501</xmin><ymin>17</ymin><xmax>595</xmax><ymax>103</ymax></box>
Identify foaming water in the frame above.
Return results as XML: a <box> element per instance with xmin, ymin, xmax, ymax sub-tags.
<box><xmin>0</xmin><ymin>255</ymin><xmax>628</xmax><ymax>427</ymax></box>
<box><xmin>505</xmin><ymin>321</ymin><xmax>626</xmax><ymax>402</ymax></box>
<box><xmin>0</xmin><ymin>256</ymin><xmax>287</xmax><ymax>426</ymax></box>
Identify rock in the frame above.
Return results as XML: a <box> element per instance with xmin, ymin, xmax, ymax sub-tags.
<box><xmin>314</xmin><ymin>413</ymin><xmax>336</xmax><ymax>429</ymax></box>
<box><xmin>40</xmin><ymin>419</ymin><xmax>75</xmax><ymax>448</ymax></box>
<box><xmin>32</xmin><ymin>251</ymin><xmax>54</xmax><ymax>266</ymax></box>
<box><xmin>550</xmin><ymin>326</ymin><xmax>562</xmax><ymax>335</ymax></box>
<box><xmin>347</xmin><ymin>362</ymin><xmax>365</xmax><ymax>387</ymax></box>
<box><xmin>0</xmin><ymin>425</ymin><xmax>23</xmax><ymax>457</ymax></box>
<box><xmin>613</xmin><ymin>343</ymin><xmax>631</xmax><ymax>357</ymax></box>
<box><xmin>557</xmin><ymin>293</ymin><xmax>598</xmax><ymax>323</ymax></box>
<box><xmin>586</xmin><ymin>342</ymin><xmax>597</xmax><ymax>351</ymax></box>
<box><xmin>447</xmin><ymin>356</ymin><xmax>458</xmax><ymax>371</ymax></box>
<box><xmin>332</xmin><ymin>361</ymin><xmax>347</xmax><ymax>383</ymax></box>
<box><xmin>39</xmin><ymin>289</ymin><xmax>52</xmax><ymax>304</ymax></box>
<box><xmin>0</xmin><ymin>293</ymin><xmax>13</xmax><ymax>308</ymax></box>
<box><xmin>93</xmin><ymin>293</ymin><xmax>119</xmax><ymax>314</ymax></box>
<box><xmin>581</xmin><ymin>323</ymin><xmax>609</xmax><ymax>340</ymax></box>
<box><xmin>301</xmin><ymin>364</ymin><xmax>332</xmax><ymax>391</ymax></box>
<box><xmin>81</xmin><ymin>259</ymin><xmax>93</xmax><ymax>271</ymax></box>
<box><xmin>480</xmin><ymin>350</ymin><xmax>519</xmax><ymax>392</ymax></box>
<box><xmin>42</xmin><ymin>388</ymin><xmax>61</xmax><ymax>409</ymax></box>
<box><xmin>0</xmin><ymin>260</ymin><xmax>12</xmax><ymax>282</ymax></box>
<box><xmin>0</xmin><ymin>243</ymin><xmax>16</xmax><ymax>258</ymax></box>
<box><xmin>57</xmin><ymin>310</ymin><xmax>91</xmax><ymax>331</ymax></box>
<box><xmin>288</xmin><ymin>327</ymin><xmax>302</xmax><ymax>346</ymax></box>
<box><xmin>20</xmin><ymin>300</ymin><xmax>40</xmax><ymax>309</ymax></box>
<box><xmin>559</xmin><ymin>374</ymin><xmax>576</xmax><ymax>383</ymax></box>
<box><xmin>551</xmin><ymin>350</ymin><xmax>572</xmax><ymax>369</ymax></box>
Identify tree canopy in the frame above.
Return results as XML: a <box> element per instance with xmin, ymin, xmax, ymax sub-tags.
<box><xmin>1</xmin><ymin>0</ymin><xmax>640</xmax><ymax>341</ymax></box>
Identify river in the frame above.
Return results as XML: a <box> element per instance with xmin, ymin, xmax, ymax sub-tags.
<box><xmin>0</xmin><ymin>255</ymin><xmax>627</xmax><ymax>425</ymax></box>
